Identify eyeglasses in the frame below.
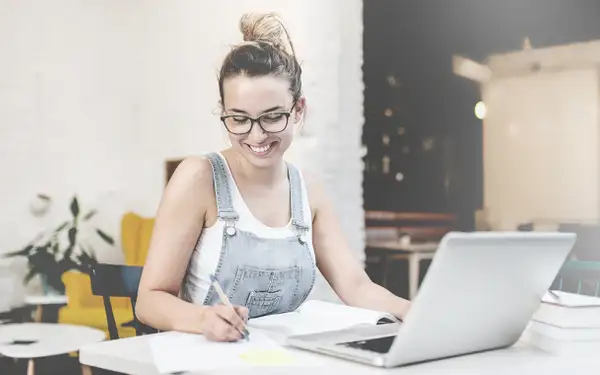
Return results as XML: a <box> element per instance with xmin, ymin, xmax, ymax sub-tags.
<box><xmin>220</xmin><ymin>103</ymin><xmax>296</xmax><ymax>135</ymax></box>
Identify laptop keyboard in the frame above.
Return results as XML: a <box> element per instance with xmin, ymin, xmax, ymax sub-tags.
<box><xmin>337</xmin><ymin>335</ymin><xmax>395</xmax><ymax>354</ymax></box>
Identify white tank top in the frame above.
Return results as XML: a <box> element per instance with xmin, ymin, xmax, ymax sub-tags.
<box><xmin>184</xmin><ymin>152</ymin><xmax>316</xmax><ymax>303</ymax></box>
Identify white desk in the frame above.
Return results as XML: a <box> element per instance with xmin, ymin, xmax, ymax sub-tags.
<box><xmin>79</xmin><ymin>330</ymin><xmax>600</xmax><ymax>375</ymax></box>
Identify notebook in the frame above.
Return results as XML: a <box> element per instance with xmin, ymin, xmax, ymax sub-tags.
<box><xmin>247</xmin><ymin>300</ymin><xmax>400</xmax><ymax>338</ymax></box>
<box><xmin>532</xmin><ymin>291</ymin><xmax>600</xmax><ymax>328</ymax></box>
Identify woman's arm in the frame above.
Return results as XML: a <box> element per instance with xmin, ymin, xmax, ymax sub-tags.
<box><xmin>305</xmin><ymin>173</ymin><xmax>411</xmax><ymax>320</ymax></box>
<box><xmin>135</xmin><ymin>157</ymin><xmax>248</xmax><ymax>340</ymax></box>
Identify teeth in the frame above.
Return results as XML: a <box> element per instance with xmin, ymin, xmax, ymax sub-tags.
<box><xmin>249</xmin><ymin>143</ymin><xmax>272</xmax><ymax>154</ymax></box>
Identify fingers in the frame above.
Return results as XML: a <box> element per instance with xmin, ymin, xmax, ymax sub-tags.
<box><xmin>206</xmin><ymin>321</ymin><xmax>241</xmax><ymax>342</ymax></box>
<box><xmin>202</xmin><ymin>305</ymin><xmax>250</xmax><ymax>342</ymax></box>
<box><xmin>234</xmin><ymin>306</ymin><xmax>249</xmax><ymax>322</ymax></box>
<box><xmin>215</xmin><ymin>305</ymin><xmax>247</xmax><ymax>335</ymax></box>
<box><xmin>205</xmin><ymin>313</ymin><xmax>242</xmax><ymax>342</ymax></box>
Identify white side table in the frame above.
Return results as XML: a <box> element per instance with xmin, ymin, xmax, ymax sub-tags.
<box><xmin>24</xmin><ymin>295</ymin><xmax>69</xmax><ymax>322</ymax></box>
<box><xmin>0</xmin><ymin>323</ymin><xmax>105</xmax><ymax>375</ymax></box>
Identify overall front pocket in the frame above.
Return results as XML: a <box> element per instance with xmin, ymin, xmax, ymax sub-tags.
<box><xmin>228</xmin><ymin>265</ymin><xmax>302</xmax><ymax>318</ymax></box>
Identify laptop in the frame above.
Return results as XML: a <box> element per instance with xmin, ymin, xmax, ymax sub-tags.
<box><xmin>286</xmin><ymin>231</ymin><xmax>576</xmax><ymax>368</ymax></box>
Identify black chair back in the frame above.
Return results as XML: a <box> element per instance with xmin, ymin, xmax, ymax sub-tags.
<box><xmin>89</xmin><ymin>263</ymin><xmax>156</xmax><ymax>340</ymax></box>
<box><xmin>558</xmin><ymin>223</ymin><xmax>600</xmax><ymax>261</ymax></box>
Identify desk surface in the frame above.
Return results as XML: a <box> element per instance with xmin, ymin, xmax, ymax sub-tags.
<box><xmin>79</xmin><ymin>330</ymin><xmax>600</xmax><ymax>375</ymax></box>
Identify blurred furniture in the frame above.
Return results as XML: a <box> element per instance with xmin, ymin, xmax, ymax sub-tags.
<box><xmin>121</xmin><ymin>212</ymin><xmax>155</xmax><ymax>266</ymax></box>
<box><xmin>554</xmin><ymin>260</ymin><xmax>600</xmax><ymax>297</ymax></box>
<box><xmin>517</xmin><ymin>222</ymin><xmax>534</xmax><ymax>232</ymax></box>
<box><xmin>368</xmin><ymin>240</ymin><xmax>438</xmax><ymax>300</ymax></box>
<box><xmin>557</xmin><ymin>223</ymin><xmax>600</xmax><ymax>261</ymax></box>
<box><xmin>0</xmin><ymin>305</ymin><xmax>33</xmax><ymax>325</ymax></box>
<box><xmin>58</xmin><ymin>271</ymin><xmax>134</xmax><ymax>339</ymax></box>
<box><xmin>58</xmin><ymin>212</ymin><xmax>155</xmax><ymax>338</ymax></box>
<box><xmin>365</xmin><ymin>211</ymin><xmax>456</xmax><ymax>299</ymax></box>
<box><xmin>25</xmin><ymin>294</ymin><xmax>68</xmax><ymax>323</ymax></box>
<box><xmin>90</xmin><ymin>264</ymin><xmax>157</xmax><ymax>340</ymax></box>
<box><xmin>0</xmin><ymin>323</ymin><xmax>104</xmax><ymax>375</ymax></box>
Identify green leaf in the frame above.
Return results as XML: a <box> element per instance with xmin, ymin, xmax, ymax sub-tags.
<box><xmin>68</xmin><ymin>227</ymin><xmax>77</xmax><ymax>247</ymax></box>
<box><xmin>96</xmin><ymin>229</ymin><xmax>114</xmax><ymax>245</ymax></box>
<box><xmin>70</xmin><ymin>196</ymin><xmax>80</xmax><ymax>218</ymax></box>
<box><xmin>82</xmin><ymin>245</ymin><xmax>98</xmax><ymax>263</ymax></box>
<box><xmin>83</xmin><ymin>210</ymin><xmax>97</xmax><ymax>221</ymax></box>
<box><xmin>55</xmin><ymin>221</ymin><xmax>69</xmax><ymax>233</ymax></box>
<box><xmin>3</xmin><ymin>245</ymin><xmax>33</xmax><ymax>258</ymax></box>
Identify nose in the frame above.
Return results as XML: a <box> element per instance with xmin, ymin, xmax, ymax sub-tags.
<box><xmin>248</xmin><ymin>120</ymin><xmax>268</xmax><ymax>143</ymax></box>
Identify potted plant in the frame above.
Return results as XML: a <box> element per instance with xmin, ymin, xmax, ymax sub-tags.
<box><xmin>4</xmin><ymin>195</ymin><xmax>115</xmax><ymax>295</ymax></box>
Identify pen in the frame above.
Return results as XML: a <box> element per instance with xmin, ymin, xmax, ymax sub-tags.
<box><xmin>209</xmin><ymin>274</ymin><xmax>250</xmax><ymax>340</ymax></box>
<box><xmin>547</xmin><ymin>289</ymin><xmax>561</xmax><ymax>302</ymax></box>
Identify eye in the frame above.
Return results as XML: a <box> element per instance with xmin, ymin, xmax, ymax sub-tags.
<box><xmin>261</xmin><ymin>113</ymin><xmax>285</xmax><ymax>123</ymax></box>
<box><xmin>231</xmin><ymin>116</ymin><xmax>249</xmax><ymax>124</ymax></box>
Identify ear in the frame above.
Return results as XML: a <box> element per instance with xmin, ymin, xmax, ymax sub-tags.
<box><xmin>293</xmin><ymin>97</ymin><xmax>306</xmax><ymax>124</ymax></box>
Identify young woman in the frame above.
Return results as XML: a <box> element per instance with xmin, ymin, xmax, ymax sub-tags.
<box><xmin>135</xmin><ymin>12</ymin><xmax>411</xmax><ymax>342</ymax></box>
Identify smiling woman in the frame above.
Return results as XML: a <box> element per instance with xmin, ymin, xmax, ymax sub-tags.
<box><xmin>135</xmin><ymin>12</ymin><xmax>411</xmax><ymax>343</ymax></box>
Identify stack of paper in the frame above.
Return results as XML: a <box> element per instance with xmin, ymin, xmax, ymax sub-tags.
<box><xmin>148</xmin><ymin>328</ymin><xmax>301</xmax><ymax>374</ymax></box>
<box><xmin>525</xmin><ymin>290</ymin><xmax>600</xmax><ymax>354</ymax></box>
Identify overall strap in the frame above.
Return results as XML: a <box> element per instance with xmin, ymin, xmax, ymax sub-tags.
<box><xmin>287</xmin><ymin>163</ymin><xmax>309</xmax><ymax>242</ymax></box>
<box><xmin>204</xmin><ymin>153</ymin><xmax>239</xmax><ymax>223</ymax></box>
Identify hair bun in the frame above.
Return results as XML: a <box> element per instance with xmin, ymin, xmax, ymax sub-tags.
<box><xmin>239</xmin><ymin>12</ymin><xmax>295</xmax><ymax>56</ymax></box>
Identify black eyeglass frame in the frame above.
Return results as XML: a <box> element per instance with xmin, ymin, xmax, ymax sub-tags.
<box><xmin>220</xmin><ymin>102</ymin><xmax>297</xmax><ymax>135</ymax></box>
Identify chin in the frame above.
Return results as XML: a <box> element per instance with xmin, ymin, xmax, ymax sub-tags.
<box><xmin>238</xmin><ymin>140</ymin><xmax>285</xmax><ymax>168</ymax></box>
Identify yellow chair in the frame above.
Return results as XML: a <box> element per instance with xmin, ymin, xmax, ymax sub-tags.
<box><xmin>121</xmin><ymin>212</ymin><xmax>155</xmax><ymax>267</ymax></box>
<box><xmin>58</xmin><ymin>212</ymin><xmax>155</xmax><ymax>339</ymax></box>
<box><xmin>58</xmin><ymin>272</ymin><xmax>135</xmax><ymax>339</ymax></box>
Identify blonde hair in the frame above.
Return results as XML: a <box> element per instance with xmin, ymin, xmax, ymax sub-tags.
<box><xmin>218</xmin><ymin>12</ymin><xmax>302</xmax><ymax>105</ymax></box>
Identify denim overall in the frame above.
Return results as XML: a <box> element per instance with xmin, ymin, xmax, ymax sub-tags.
<box><xmin>196</xmin><ymin>152</ymin><xmax>316</xmax><ymax>319</ymax></box>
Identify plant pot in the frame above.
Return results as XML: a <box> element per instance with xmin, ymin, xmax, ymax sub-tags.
<box><xmin>39</xmin><ymin>274</ymin><xmax>63</xmax><ymax>296</ymax></box>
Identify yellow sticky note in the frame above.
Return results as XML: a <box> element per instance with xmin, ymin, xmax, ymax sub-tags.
<box><xmin>239</xmin><ymin>349</ymin><xmax>296</xmax><ymax>365</ymax></box>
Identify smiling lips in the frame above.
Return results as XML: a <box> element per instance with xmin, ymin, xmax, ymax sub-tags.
<box><xmin>246</xmin><ymin>142</ymin><xmax>275</xmax><ymax>157</ymax></box>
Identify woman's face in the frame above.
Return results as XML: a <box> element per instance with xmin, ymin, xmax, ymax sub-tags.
<box><xmin>221</xmin><ymin>75</ymin><xmax>304</xmax><ymax>169</ymax></box>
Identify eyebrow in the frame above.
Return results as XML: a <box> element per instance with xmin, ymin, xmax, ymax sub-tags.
<box><xmin>227</xmin><ymin>105</ymin><xmax>285</xmax><ymax>114</ymax></box>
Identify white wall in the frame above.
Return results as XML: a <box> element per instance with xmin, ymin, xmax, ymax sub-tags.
<box><xmin>481</xmin><ymin>68</ymin><xmax>600</xmax><ymax>230</ymax></box>
<box><xmin>0</xmin><ymin>0</ymin><xmax>365</xmax><ymax>299</ymax></box>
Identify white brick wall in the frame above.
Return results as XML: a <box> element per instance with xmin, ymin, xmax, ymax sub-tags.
<box><xmin>0</xmin><ymin>0</ymin><xmax>364</xmax><ymax>299</ymax></box>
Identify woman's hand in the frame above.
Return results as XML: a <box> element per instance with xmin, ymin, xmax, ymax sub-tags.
<box><xmin>200</xmin><ymin>305</ymin><xmax>249</xmax><ymax>342</ymax></box>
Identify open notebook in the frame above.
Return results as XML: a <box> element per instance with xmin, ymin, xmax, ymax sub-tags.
<box><xmin>247</xmin><ymin>300</ymin><xmax>400</xmax><ymax>337</ymax></box>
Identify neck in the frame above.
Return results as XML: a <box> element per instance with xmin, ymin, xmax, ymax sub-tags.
<box><xmin>226</xmin><ymin>149</ymin><xmax>286</xmax><ymax>186</ymax></box>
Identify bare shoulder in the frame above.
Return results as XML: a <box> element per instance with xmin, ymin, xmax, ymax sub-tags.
<box><xmin>159</xmin><ymin>155</ymin><xmax>216</xmax><ymax>219</ymax></box>
<box><xmin>167</xmin><ymin>156</ymin><xmax>214</xmax><ymax>195</ymax></box>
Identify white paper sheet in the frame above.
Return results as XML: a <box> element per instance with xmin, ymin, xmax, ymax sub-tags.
<box><xmin>148</xmin><ymin>328</ymin><xmax>297</xmax><ymax>374</ymax></box>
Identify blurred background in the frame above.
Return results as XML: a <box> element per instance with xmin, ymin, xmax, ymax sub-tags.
<box><xmin>2</xmin><ymin>0</ymin><xmax>600</xmax><ymax>373</ymax></box>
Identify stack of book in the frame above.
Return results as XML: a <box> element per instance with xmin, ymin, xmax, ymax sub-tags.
<box><xmin>525</xmin><ymin>290</ymin><xmax>600</xmax><ymax>354</ymax></box>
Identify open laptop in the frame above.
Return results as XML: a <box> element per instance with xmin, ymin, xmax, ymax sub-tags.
<box><xmin>286</xmin><ymin>231</ymin><xmax>576</xmax><ymax>368</ymax></box>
